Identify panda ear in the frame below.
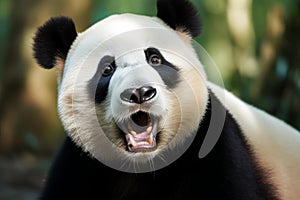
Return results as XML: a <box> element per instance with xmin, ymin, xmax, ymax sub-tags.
<box><xmin>156</xmin><ymin>0</ymin><xmax>201</xmax><ymax>38</ymax></box>
<box><xmin>33</xmin><ymin>16</ymin><xmax>77</xmax><ymax>69</ymax></box>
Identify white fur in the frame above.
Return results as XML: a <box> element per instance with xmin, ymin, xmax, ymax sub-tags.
<box><xmin>208</xmin><ymin>82</ymin><xmax>300</xmax><ymax>200</ymax></box>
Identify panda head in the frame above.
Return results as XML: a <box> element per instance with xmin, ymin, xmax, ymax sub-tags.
<box><xmin>33</xmin><ymin>0</ymin><xmax>208</xmax><ymax>171</ymax></box>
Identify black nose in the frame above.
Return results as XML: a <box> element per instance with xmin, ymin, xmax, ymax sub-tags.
<box><xmin>120</xmin><ymin>86</ymin><xmax>157</xmax><ymax>104</ymax></box>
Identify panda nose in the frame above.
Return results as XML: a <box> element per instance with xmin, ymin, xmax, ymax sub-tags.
<box><xmin>121</xmin><ymin>86</ymin><xmax>157</xmax><ymax>104</ymax></box>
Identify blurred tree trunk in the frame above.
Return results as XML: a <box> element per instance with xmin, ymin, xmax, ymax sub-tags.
<box><xmin>0</xmin><ymin>0</ymin><xmax>93</xmax><ymax>155</ymax></box>
<box><xmin>250</xmin><ymin>3</ymin><xmax>300</xmax><ymax>130</ymax></box>
<box><xmin>251</xmin><ymin>4</ymin><xmax>285</xmax><ymax>98</ymax></box>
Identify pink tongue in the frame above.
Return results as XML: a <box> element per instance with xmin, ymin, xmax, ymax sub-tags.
<box><xmin>126</xmin><ymin>132</ymin><xmax>150</xmax><ymax>143</ymax></box>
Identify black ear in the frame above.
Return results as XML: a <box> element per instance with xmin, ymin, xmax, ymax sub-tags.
<box><xmin>157</xmin><ymin>0</ymin><xmax>201</xmax><ymax>38</ymax></box>
<box><xmin>33</xmin><ymin>16</ymin><xmax>77</xmax><ymax>69</ymax></box>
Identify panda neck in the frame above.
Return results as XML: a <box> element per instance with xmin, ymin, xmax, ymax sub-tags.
<box><xmin>171</xmin><ymin>90</ymin><xmax>276</xmax><ymax>199</ymax></box>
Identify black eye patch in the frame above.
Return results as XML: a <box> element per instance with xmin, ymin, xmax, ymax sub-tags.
<box><xmin>144</xmin><ymin>48</ymin><xmax>180</xmax><ymax>88</ymax></box>
<box><xmin>89</xmin><ymin>55</ymin><xmax>116</xmax><ymax>104</ymax></box>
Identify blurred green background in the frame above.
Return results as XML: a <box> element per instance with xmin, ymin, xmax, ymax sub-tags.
<box><xmin>0</xmin><ymin>0</ymin><xmax>299</xmax><ymax>199</ymax></box>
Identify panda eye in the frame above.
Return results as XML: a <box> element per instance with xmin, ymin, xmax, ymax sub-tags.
<box><xmin>149</xmin><ymin>54</ymin><xmax>162</xmax><ymax>66</ymax></box>
<box><xmin>102</xmin><ymin>63</ymin><xmax>114</xmax><ymax>76</ymax></box>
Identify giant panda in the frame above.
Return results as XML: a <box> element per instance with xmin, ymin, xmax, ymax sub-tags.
<box><xmin>33</xmin><ymin>0</ymin><xmax>300</xmax><ymax>199</ymax></box>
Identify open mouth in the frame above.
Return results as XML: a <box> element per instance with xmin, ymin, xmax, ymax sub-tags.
<box><xmin>122</xmin><ymin>111</ymin><xmax>159</xmax><ymax>152</ymax></box>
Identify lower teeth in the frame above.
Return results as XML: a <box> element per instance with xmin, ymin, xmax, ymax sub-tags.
<box><xmin>146</xmin><ymin>126</ymin><xmax>152</xmax><ymax>133</ymax></box>
<box><xmin>130</xmin><ymin>130</ymin><xmax>137</xmax><ymax>135</ymax></box>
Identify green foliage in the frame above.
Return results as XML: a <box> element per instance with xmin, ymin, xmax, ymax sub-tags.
<box><xmin>91</xmin><ymin>0</ymin><xmax>155</xmax><ymax>25</ymax></box>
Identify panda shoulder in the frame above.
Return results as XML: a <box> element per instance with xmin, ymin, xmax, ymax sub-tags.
<box><xmin>208</xmin><ymin>81</ymin><xmax>300</xmax><ymax>200</ymax></box>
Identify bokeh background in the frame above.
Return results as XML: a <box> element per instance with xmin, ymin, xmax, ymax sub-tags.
<box><xmin>0</xmin><ymin>0</ymin><xmax>299</xmax><ymax>199</ymax></box>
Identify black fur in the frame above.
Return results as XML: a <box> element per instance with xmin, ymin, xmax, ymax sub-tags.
<box><xmin>39</xmin><ymin>92</ymin><xmax>277</xmax><ymax>200</ymax></box>
<box><xmin>157</xmin><ymin>0</ymin><xmax>202</xmax><ymax>38</ymax></box>
<box><xmin>145</xmin><ymin>47</ymin><xmax>180</xmax><ymax>88</ymax></box>
<box><xmin>33</xmin><ymin>16</ymin><xmax>77</xmax><ymax>69</ymax></box>
<box><xmin>89</xmin><ymin>56</ymin><xmax>116</xmax><ymax>103</ymax></box>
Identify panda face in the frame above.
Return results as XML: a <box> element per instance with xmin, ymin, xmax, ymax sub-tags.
<box><xmin>93</xmin><ymin>47</ymin><xmax>181</xmax><ymax>153</ymax></box>
<box><xmin>55</xmin><ymin>14</ymin><xmax>208</xmax><ymax>163</ymax></box>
